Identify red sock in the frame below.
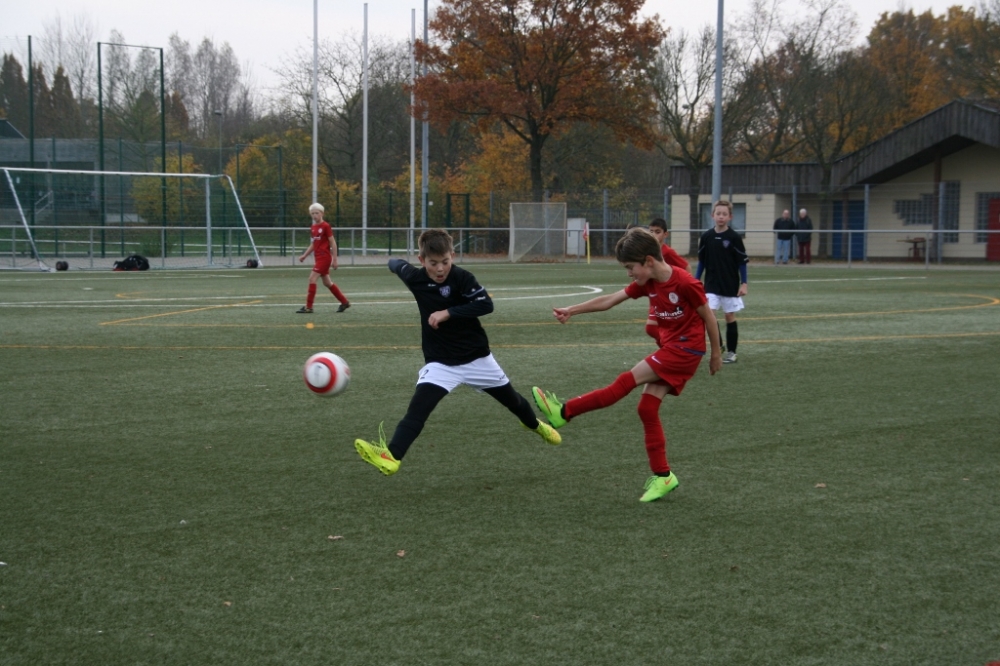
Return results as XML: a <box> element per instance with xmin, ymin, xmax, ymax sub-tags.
<box><xmin>637</xmin><ymin>393</ymin><xmax>669</xmax><ymax>474</ymax></box>
<box><xmin>565</xmin><ymin>372</ymin><xmax>637</xmax><ymax>420</ymax></box>
<box><xmin>306</xmin><ymin>283</ymin><xmax>317</xmax><ymax>308</ymax></box>
<box><xmin>328</xmin><ymin>283</ymin><xmax>348</xmax><ymax>304</ymax></box>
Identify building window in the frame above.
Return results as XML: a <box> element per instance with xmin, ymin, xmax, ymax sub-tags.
<box><xmin>893</xmin><ymin>182</ymin><xmax>960</xmax><ymax>243</ymax></box>
<box><xmin>974</xmin><ymin>192</ymin><xmax>1000</xmax><ymax>244</ymax></box>
<box><xmin>699</xmin><ymin>202</ymin><xmax>746</xmax><ymax>235</ymax></box>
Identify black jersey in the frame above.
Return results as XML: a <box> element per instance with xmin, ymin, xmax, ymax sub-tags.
<box><xmin>697</xmin><ymin>226</ymin><xmax>749</xmax><ymax>297</ymax></box>
<box><xmin>388</xmin><ymin>258</ymin><xmax>494</xmax><ymax>366</ymax></box>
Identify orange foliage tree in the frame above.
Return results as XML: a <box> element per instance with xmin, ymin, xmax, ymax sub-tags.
<box><xmin>865</xmin><ymin>9</ymin><xmax>953</xmax><ymax>132</ymax></box>
<box><xmin>414</xmin><ymin>0</ymin><xmax>664</xmax><ymax>200</ymax></box>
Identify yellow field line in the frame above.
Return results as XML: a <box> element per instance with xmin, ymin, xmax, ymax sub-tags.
<box><xmin>101</xmin><ymin>293</ymin><xmax>999</xmax><ymax>328</ymax></box>
<box><xmin>100</xmin><ymin>300</ymin><xmax>263</xmax><ymax>325</ymax></box>
<box><xmin>3</xmin><ymin>330</ymin><xmax>999</xmax><ymax>352</ymax></box>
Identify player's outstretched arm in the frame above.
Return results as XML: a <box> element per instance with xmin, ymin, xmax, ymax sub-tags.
<box><xmin>554</xmin><ymin>290</ymin><xmax>628</xmax><ymax>323</ymax></box>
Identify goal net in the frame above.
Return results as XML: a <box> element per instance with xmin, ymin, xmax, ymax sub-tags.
<box><xmin>0</xmin><ymin>167</ymin><xmax>263</xmax><ymax>271</ymax></box>
<box><xmin>509</xmin><ymin>202</ymin><xmax>568</xmax><ymax>262</ymax></box>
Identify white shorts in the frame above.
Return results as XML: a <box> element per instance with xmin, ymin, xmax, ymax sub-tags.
<box><xmin>707</xmin><ymin>293</ymin><xmax>745</xmax><ymax>314</ymax></box>
<box><xmin>417</xmin><ymin>353</ymin><xmax>509</xmax><ymax>393</ymax></box>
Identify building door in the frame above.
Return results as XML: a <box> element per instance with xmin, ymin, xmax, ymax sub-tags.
<box><xmin>988</xmin><ymin>199</ymin><xmax>1000</xmax><ymax>262</ymax></box>
<box><xmin>832</xmin><ymin>200</ymin><xmax>866</xmax><ymax>260</ymax></box>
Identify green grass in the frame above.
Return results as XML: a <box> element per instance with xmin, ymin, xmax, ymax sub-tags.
<box><xmin>1</xmin><ymin>262</ymin><xmax>999</xmax><ymax>665</ymax></box>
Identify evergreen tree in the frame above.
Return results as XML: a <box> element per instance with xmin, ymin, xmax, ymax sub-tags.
<box><xmin>0</xmin><ymin>54</ymin><xmax>30</xmax><ymax>134</ymax></box>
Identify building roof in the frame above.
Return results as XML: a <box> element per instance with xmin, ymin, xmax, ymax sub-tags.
<box><xmin>831</xmin><ymin>99</ymin><xmax>1000</xmax><ymax>186</ymax></box>
<box><xmin>0</xmin><ymin>119</ymin><xmax>25</xmax><ymax>139</ymax></box>
<box><xmin>670</xmin><ymin>98</ymin><xmax>1000</xmax><ymax>194</ymax></box>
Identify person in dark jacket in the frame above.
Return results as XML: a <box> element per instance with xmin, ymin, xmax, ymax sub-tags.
<box><xmin>796</xmin><ymin>209</ymin><xmax>814</xmax><ymax>264</ymax></box>
<box><xmin>773</xmin><ymin>209</ymin><xmax>796</xmax><ymax>264</ymax></box>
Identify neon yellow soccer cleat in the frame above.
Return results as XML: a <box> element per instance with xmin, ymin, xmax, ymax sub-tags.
<box><xmin>354</xmin><ymin>423</ymin><xmax>400</xmax><ymax>476</ymax></box>
<box><xmin>531</xmin><ymin>387</ymin><xmax>566</xmax><ymax>429</ymax></box>
<box><xmin>639</xmin><ymin>472</ymin><xmax>679</xmax><ymax>503</ymax></box>
<box><xmin>534</xmin><ymin>421</ymin><xmax>562</xmax><ymax>445</ymax></box>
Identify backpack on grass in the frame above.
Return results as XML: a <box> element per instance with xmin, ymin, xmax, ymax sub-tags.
<box><xmin>113</xmin><ymin>254</ymin><xmax>150</xmax><ymax>271</ymax></box>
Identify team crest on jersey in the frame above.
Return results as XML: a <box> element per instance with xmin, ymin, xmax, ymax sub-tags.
<box><xmin>669</xmin><ymin>292</ymin><xmax>679</xmax><ymax>304</ymax></box>
<box><xmin>722</xmin><ymin>240</ymin><xmax>730</xmax><ymax>248</ymax></box>
<box><xmin>439</xmin><ymin>285</ymin><xmax>451</xmax><ymax>297</ymax></box>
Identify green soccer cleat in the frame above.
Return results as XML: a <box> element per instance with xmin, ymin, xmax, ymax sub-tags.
<box><xmin>531</xmin><ymin>387</ymin><xmax>566</xmax><ymax>429</ymax></box>
<box><xmin>534</xmin><ymin>421</ymin><xmax>562</xmax><ymax>445</ymax></box>
<box><xmin>639</xmin><ymin>472</ymin><xmax>679</xmax><ymax>503</ymax></box>
<box><xmin>354</xmin><ymin>422</ymin><xmax>400</xmax><ymax>476</ymax></box>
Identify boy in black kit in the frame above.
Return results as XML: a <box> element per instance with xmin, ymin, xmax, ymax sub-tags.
<box><xmin>696</xmin><ymin>200</ymin><xmax>749</xmax><ymax>364</ymax></box>
<box><xmin>354</xmin><ymin>229</ymin><xmax>561</xmax><ymax>475</ymax></box>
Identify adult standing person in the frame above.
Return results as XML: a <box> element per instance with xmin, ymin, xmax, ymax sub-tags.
<box><xmin>773</xmin><ymin>209</ymin><xmax>796</xmax><ymax>264</ymax></box>
<box><xmin>796</xmin><ymin>208</ymin><xmax>814</xmax><ymax>265</ymax></box>
<box><xmin>696</xmin><ymin>200</ymin><xmax>749</xmax><ymax>364</ymax></box>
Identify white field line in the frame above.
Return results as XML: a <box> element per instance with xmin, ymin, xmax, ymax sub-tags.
<box><xmin>0</xmin><ymin>286</ymin><xmax>604</xmax><ymax>309</ymax></box>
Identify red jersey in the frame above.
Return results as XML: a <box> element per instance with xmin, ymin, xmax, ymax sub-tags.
<box><xmin>310</xmin><ymin>221</ymin><xmax>334</xmax><ymax>261</ymax></box>
<box><xmin>625</xmin><ymin>268</ymin><xmax>708</xmax><ymax>351</ymax></box>
<box><xmin>661</xmin><ymin>244</ymin><xmax>689</xmax><ymax>271</ymax></box>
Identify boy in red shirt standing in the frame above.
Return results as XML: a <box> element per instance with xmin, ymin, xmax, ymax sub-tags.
<box><xmin>532</xmin><ymin>227</ymin><xmax>722</xmax><ymax>502</ymax></box>
<box><xmin>297</xmin><ymin>203</ymin><xmax>350</xmax><ymax>314</ymax></box>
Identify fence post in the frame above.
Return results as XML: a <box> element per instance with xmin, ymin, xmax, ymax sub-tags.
<box><xmin>937</xmin><ymin>181</ymin><xmax>945</xmax><ymax>265</ymax></box>
<box><xmin>602</xmin><ymin>189</ymin><xmax>609</xmax><ymax>256</ymax></box>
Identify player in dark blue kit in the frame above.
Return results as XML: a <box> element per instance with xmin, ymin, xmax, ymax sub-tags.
<box><xmin>354</xmin><ymin>229</ymin><xmax>561</xmax><ymax>475</ymax></box>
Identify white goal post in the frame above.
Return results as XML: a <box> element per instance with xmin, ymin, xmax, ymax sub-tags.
<box><xmin>509</xmin><ymin>202</ymin><xmax>568</xmax><ymax>262</ymax></box>
<box><xmin>0</xmin><ymin>167</ymin><xmax>263</xmax><ymax>271</ymax></box>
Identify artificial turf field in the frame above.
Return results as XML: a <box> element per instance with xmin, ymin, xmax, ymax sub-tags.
<box><xmin>1</xmin><ymin>260</ymin><xmax>999</xmax><ymax>665</ymax></box>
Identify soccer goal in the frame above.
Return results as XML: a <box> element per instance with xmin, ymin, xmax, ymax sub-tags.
<box><xmin>509</xmin><ymin>202</ymin><xmax>568</xmax><ymax>262</ymax></box>
<box><xmin>0</xmin><ymin>167</ymin><xmax>263</xmax><ymax>271</ymax></box>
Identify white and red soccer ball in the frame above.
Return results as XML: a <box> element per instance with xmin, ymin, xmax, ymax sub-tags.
<box><xmin>303</xmin><ymin>352</ymin><xmax>351</xmax><ymax>397</ymax></box>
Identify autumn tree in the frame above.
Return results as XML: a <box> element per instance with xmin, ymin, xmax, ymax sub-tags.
<box><xmin>277</xmin><ymin>34</ymin><xmax>412</xmax><ymax>186</ymax></box>
<box><xmin>649</xmin><ymin>27</ymin><xmax>747</xmax><ymax>252</ymax></box>
<box><xmin>864</xmin><ymin>9</ymin><xmax>953</xmax><ymax>132</ymax></box>
<box><xmin>414</xmin><ymin>0</ymin><xmax>664</xmax><ymax>200</ymax></box>
<box><xmin>134</xmin><ymin>152</ymin><xmax>205</xmax><ymax>224</ymax></box>
<box><xmin>940</xmin><ymin>3</ymin><xmax>1000</xmax><ymax>100</ymax></box>
<box><xmin>728</xmin><ymin>0</ymin><xmax>807</xmax><ymax>163</ymax></box>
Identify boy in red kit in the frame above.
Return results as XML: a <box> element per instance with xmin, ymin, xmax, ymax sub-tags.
<box><xmin>297</xmin><ymin>203</ymin><xmax>350</xmax><ymax>314</ymax></box>
<box><xmin>532</xmin><ymin>227</ymin><xmax>722</xmax><ymax>503</ymax></box>
<box><xmin>646</xmin><ymin>218</ymin><xmax>690</xmax><ymax>340</ymax></box>
<box><xmin>648</xmin><ymin>218</ymin><xmax>689</xmax><ymax>272</ymax></box>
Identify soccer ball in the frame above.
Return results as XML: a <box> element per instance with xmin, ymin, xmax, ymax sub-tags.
<box><xmin>303</xmin><ymin>352</ymin><xmax>351</xmax><ymax>397</ymax></box>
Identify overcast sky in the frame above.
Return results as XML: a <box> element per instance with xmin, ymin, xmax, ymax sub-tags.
<box><xmin>2</xmin><ymin>0</ymin><xmax>971</xmax><ymax>92</ymax></box>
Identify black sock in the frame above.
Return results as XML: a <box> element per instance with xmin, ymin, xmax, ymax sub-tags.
<box><xmin>484</xmin><ymin>383</ymin><xmax>539</xmax><ymax>429</ymax></box>
<box><xmin>726</xmin><ymin>321</ymin><xmax>738</xmax><ymax>354</ymax></box>
<box><xmin>388</xmin><ymin>383</ymin><xmax>448</xmax><ymax>460</ymax></box>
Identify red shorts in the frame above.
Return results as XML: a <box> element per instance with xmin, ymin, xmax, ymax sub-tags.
<box><xmin>645</xmin><ymin>345</ymin><xmax>704</xmax><ymax>396</ymax></box>
<box><xmin>312</xmin><ymin>256</ymin><xmax>332</xmax><ymax>276</ymax></box>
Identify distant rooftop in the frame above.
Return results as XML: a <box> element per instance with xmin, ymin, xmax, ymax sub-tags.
<box><xmin>0</xmin><ymin>119</ymin><xmax>26</xmax><ymax>139</ymax></box>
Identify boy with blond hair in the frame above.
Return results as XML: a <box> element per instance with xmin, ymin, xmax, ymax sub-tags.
<box><xmin>297</xmin><ymin>203</ymin><xmax>351</xmax><ymax>314</ymax></box>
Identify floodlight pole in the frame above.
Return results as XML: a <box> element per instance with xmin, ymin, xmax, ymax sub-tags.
<box><xmin>410</xmin><ymin>8</ymin><xmax>416</xmax><ymax>253</ymax></box>
<box><xmin>312</xmin><ymin>0</ymin><xmax>319</xmax><ymax>204</ymax></box>
<box><xmin>421</xmin><ymin>0</ymin><xmax>429</xmax><ymax>229</ymax></box>
<box><xmin>362</xmin><ymin>3</ymin><xmax>369</xmax><ymax>254</ymax></box>
<box><xmin>711</xmin><ymin>0</ymin><xmax>724</xmax><ymax>205</ymax></box>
